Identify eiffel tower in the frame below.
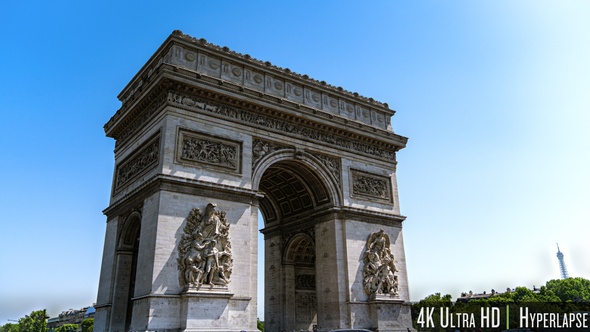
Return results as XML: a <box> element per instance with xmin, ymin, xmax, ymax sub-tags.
<box><xmin>556</xmin><ymin>243</ymin><xmax>569</xmax><ymax>279</ymax></box>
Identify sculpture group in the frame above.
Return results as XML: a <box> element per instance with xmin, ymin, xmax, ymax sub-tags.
<box><xmin>177</xmin><ymin>203</ymin><xmax>233</xmax><ymax>289</ymax></box>
<box><xmin>363</xmin><ymin>229</ymin><xmax>399</xmax><ymax>299</ymax></box>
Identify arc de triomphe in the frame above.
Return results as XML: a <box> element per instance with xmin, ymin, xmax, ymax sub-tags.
<box><xmin>95</xmin><ymin>31</ymin><xmax>412</xmax><ymax>332</ymax></box>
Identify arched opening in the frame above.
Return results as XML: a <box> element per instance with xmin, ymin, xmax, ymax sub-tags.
<box><xmin>284</xmin><ymin>233</ymin><xmax>317</xmax><ymax>330</ymax></box>
<box><xmin>255</xmin><ymin>158</ymin><xmax>336</xmax><ymax>332</ymax></box>
<box><xmin>111</xmin><ymin>212</ymin><xmax>141</xmax><ymax>331</ymax></box>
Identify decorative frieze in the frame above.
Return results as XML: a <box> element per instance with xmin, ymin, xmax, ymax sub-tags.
<box><xmin>154</xmin><ymin>31</ymin><xmax>393</xmax><ymax>129</ymax></box>
<box><xmin>176</xmin><ymin>128</ymin><xmax>242</xmax><ymax>173</ymax></box>
<box><xmin>115</xmin><ymin>91</ymin><xmax>169</xmax><ymax>147</ymax></box>
<box><xmin>350</xmin><ymin>169</ymin><xmax>392</xmax><ymax>203</ymax></box>
<box><xmin>167</xmin><ymin>90</ymin><xmax>397</xmax><ymax>162</ymax></box>
<box><xmin>115</xmin><ymin>133</ymin><xmax>160</xmax><ymax>190</ymax></box>
<box><xmin>363</xmin><ymin>230</ymin><xmax>398</xmax><ymax>299</ymax></box>
<box><xmin>177</xmin><ymin>203</ymin><xmax>233</xmax><ymax>289</ymax></box>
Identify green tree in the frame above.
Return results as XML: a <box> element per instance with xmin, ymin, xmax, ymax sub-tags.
<box><xmin>55</xmin><ymin>324</ymin><xmax>78</xmax><ymax>332</ymax></box>
<box><xmin>81</xmin><ymin>318</ymin><xmax>93</xmax><ymax>332</ymax></box>
<box><xmin>17</xmin><ymin>309</ymin><xmax>48</xmax><ymax>332</ymax></box>
<box><xmin>544</xmin><ymin>277</ymin><xmax>590</xmax><ymax>302</ymax></box>
<box><xmin>256</xmin><ymin>318</ymin><xmax>264</xmax><ymax>331</ymax></box>
<box><xmin>0</xmin><ymin>323</ymin><xmax>19</xmax><ymax>332</ymax></box>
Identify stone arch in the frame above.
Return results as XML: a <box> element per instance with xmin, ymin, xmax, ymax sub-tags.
<box><xmin>282</xmin><ymin>232</ymin><xmax>317</xmax><ymax>330</ymax></box>
<box><xmin>117</xmin><ymin>211</ymin><xmax>141</xmax><ymax>250</ymax></box>
<box><xmin>256</xmin><ymin>155</ymin><xmax>336</xmax><ymax>331</ymax></box>
<box><xmin>111</xmin><ymin>211</ymin><xmax>141</xmax><ymax>332</ymax></box>
<box><xmin>283</xmin><ymin>232</ymin><xmax>315</xmax><ymax>265</ymax></box>
<box><xmin>253</xmin><ymin>149</ymin><xmax>342</xmax><ymax>227</ymax></box>
<box><xmin>97</xmin><ymin>31</ymin><xmax>413</xmax><ymax>332</ymax></box>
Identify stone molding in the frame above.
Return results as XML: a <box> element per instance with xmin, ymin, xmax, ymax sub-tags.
<box><xmin>176</xmin><ymin>127</ymin><xmax>242</xmax><ymax>174</ymax></box>
<box><xmin>104</xmin><ymin>174</ymin><xmax>263</xmax><ymax>218</ymax></box>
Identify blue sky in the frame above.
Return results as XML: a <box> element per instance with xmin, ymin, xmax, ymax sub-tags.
<box><xmin>1</xmin><ymin>0</ymin><xmax>589</xmax><ymax>324</ymax></box>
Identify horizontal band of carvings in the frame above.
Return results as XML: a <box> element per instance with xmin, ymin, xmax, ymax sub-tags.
<box><xmin>350</xmin><ymin>169</ymin><xmax>393</xmax><ymax>204</ymax></box>
<box><xmin>164</xmin><ymin>66</ymin><xmax>396</xmax><ymax>135</ymax></box>
<box><xmin>106</xmin><ymin>75</ymin><xmax>172</xmax><ymax>144</ymax></box>
<box><xmin>167</xmin><ymin>88</ymin><xmax>398</xmax><ymax>162</ymax></box>
<box><xmin>176</xmin><ymin>128</ymin><xmax>242</xmax><ymax>174</ymax></box>
<box><xmin>116</xmin><ymin>31</ymin><xmax>394</xmax><ymax>124</ymax></box>
<box><xmin>106</xmin><ymin>64</ymin><xmax>406</xmax><ymax>158</ymax></box>
<box><xmin>114</xmin><ymin>132</ymin><xmax>161</xmax><ymax>192</ymax></box>
<box><xmin>104</xmin><ymin>174</ymin><xmax>263</xmax><ymax>218</ymax></box>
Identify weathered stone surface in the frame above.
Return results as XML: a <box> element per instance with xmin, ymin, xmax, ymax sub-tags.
<box><xmin>96</xmin><ymin>31</ymin><xmax>411</xmax><ymax>332</ymax></box>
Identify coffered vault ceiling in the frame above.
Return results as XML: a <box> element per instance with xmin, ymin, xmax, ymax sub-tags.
<box><xmin>258</xmin><ymin>161</ymin><xmax>330</xmax><ymax>225</ymax></box>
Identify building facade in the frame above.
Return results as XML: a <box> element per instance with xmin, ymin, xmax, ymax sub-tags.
<box><xmin>95</xmin><ymin>31</ymin><xmax>412</xmax><ymax>332</ymax></box>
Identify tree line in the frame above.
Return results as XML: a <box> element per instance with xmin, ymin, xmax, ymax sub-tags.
<box><xmin>412</xmin><ymin>277</ymin><xmax>590</xmax><ymax>331</ymax></box>
<box><xmin>0</xmin><ymin>310</ymin><xmax>93</xmax><ymax>332</ymax></box>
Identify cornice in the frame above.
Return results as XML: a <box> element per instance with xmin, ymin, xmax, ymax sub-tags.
<box><xmin>107</xmin><ymin>72</ymin><xmax>407</xmax><ymax>161</ymax></box>
<box><xmin>106</xmin><ymin>31</ymin><xmax>408</xmax><ymax>141</ymax></box>
<box><xmin>261</xmin><ymin>206</ymin><xmax>407</xmax><ymax>239</ymax></box>
<box><xmin>167</xmin><ymin>30</ymin><xmax>393</xmax><ymax>111</ymax></box>
<box><xmin>103</xmin><ymin>174</ymin><xmax>263</xmax><ymax>218</ymax></box>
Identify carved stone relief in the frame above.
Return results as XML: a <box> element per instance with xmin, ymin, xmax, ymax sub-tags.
<box><xmin>115</xmin><ymin>92</ymin><xmax>168</xmax><ymax>146</ymax></box>
<box><xmin>312</xmin><ymin>153</ymin><xmax>341</xmax><ymax>188</ymax></box>
<box><xmin>363</xmin><ymin>229</ymin><xmax>398</xmax><ymax>299</ymax></box>
<box><xmin>115</xmin><ymin>134</ymin><xmax>160</xmax><ymax>190</ymax></box>
<box><xmin>176</xmin><ymin>128</ymin><xmax>242</xmax><ymax>173</ymax></box>
<box><xmin>167</xmin><ymin>90</ymin><xmax>397</xmax><ymax>162</ymax></box>
<box><xmin>350</xmin><ymin>169</ymin><xmax>392</xmax><ymax>203</ymax></box>
<box><xmin>177</xmin><ymin>203</ymin><xmax>233</xmax><ymax>290</ymax></box>
<box><xmin>252</xmin><ymin>138</ymin><xmax>290</xmax><ymax>170</ymax></box>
